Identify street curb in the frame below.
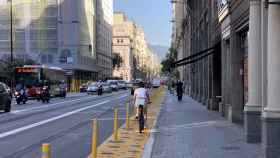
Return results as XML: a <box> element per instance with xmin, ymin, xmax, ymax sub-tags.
<box><xmin>141</xmin><ymin>94</ymin><xmax>166</xmax><ymax>158</ymax></box>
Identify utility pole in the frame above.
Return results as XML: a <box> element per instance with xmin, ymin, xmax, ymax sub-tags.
<box><xmin>9</xmin><ymin>0</ymin><xmax>14</xmax><ymax>88</ymax></box>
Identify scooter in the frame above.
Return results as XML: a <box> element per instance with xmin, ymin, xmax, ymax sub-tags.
<box><xmin>14</xmin><ymin>89</ymin><xmax>28</xmax><ymax>105</ymax></box>
<box><xmin>41</xmin><ymin>86</ymin><xmax>50</xmax><ymax>103</ymax></box>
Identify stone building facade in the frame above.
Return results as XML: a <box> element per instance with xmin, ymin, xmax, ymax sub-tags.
<box><xmin>96</xmin><ymin>0</ymin><xmax>113</xmax><ymax>80</ymax></box>
<box><xmin>172</xmin><ymin>0</ymin><xmax>222</xmax><ymax>110</ymax></box>
<box><xmin>113</xmin><ymin>12</ymin><xmax>160</xmax><ymax>81</ymax></box>
<box><xmin>173</xmin><ymin>0</ymin><xmax>280</xmax><ymax>157</ymax></box>
<box><xmin>112</xmin><ymin>12</ymin><xmax>136</xmax><ymax>81</ymax></box>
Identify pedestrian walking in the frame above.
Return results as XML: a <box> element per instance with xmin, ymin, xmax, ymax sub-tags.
<box><xmin>176</xmin><ymin>80</ymin><xmax>183</xmax><ymax>101</ymax></box>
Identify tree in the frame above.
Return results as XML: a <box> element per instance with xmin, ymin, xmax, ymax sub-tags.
<box><xmin>0</xmin><ymin>57</ymin><xmax>38</xmax><ymax>80</ymax></box>
<box><xmin>161</xmin><ymin>48</ymin><xmax>177</xmax><ymax>74</ymax></box>
<box><xmin>112</xmin><ymin>53</ymin><xmax>123</xmax><ymax>69</ymax></box>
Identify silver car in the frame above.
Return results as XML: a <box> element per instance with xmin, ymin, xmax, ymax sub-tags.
<box><xmin>107</xmin><ymin>81</ymin><xmax>119</xmax><ymax>91</ymax></box>
<box><xmin>117</xmin><ymin>80</ymin><xmax>127</xmax><ymax>90</ymax></box>
<box><xmin>102</xmin><ymin>83</ymin><xmax>112</xmax><ymax>93</ymax></box>
<box><xmin>87</xmin><ymin>83</ymin><xmax>99</xmax><ymax>94</ymax></box>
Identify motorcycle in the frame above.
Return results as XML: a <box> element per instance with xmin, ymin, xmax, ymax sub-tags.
<box><xmin>14</xmin><ymin>89</ymin><xmax>28</xmax><ymax>105</ymax></box>
<box><xmin>97</xmin><ymin>85</ymin><xmax>103</xmax><ymax>96</ymax></box>
<box><xmin>41</xmin><ymin>86</ymin><xmax>50</xmax><ymax>103</ymax></box>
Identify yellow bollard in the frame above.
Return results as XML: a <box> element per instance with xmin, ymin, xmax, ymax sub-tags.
<box><xmin>91</xmin><ymin>119</ymin><xmax>98</xmax><ymax>158</ymax></box>
<box><xmin>114</xmin><ymin>108</ymin><xmax>118</xmax><ymax>141</ymax></box>
<box><xmin>42</xmin><ymin>143</ymin><xmax>50</xmax><ymax>158</ymax></box>
<box><xmin>126</xmin><ymin>103</ymin><xmax>129</xmax><ymax>130</ymax></box>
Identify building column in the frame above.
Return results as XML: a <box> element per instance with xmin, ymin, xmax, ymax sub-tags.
<box><xmin>262</xmin><ymin>1</ymin><xmax>280</xmax><ymax>157</ymax></box>
<box><xmin>244</xmin><ymin>0</ymin><xmax>262</xmax><ymax>143</ymax></box>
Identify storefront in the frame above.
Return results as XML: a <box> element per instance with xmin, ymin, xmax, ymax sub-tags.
<box><xmin>66</xmin><ymin>70</ymin><xmax>98</xmax><ymax>92</ymax></box>
<box><xmin>240</xmin><ymin>31</ymin><xmax>249</xmax><ymax>106</ymax></box>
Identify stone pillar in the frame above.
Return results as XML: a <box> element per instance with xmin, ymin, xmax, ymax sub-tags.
<box><xmin>244</xmin><ymin>0</ymin><xmax>262</xmax><ymax>143</ymax></box>
<box><xmin>262</xmin><ymin>1</ymin><xmax>280</xmax><ymax>157</ymax></box>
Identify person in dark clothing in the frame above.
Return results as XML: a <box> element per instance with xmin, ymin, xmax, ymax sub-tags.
<box><xmin>131</xmin><ymin>87</ymin><xmax>135</xmax><ymax>96</ymax></box>
<box><xmin>97</xmin><ymin>84</ymin><xmax>103</xmax><ymax>96</ymax></box>
<box><xmin>176</xmin><ymin>80</ymin><xmax>184</xmax><ymax>101</ymax></box>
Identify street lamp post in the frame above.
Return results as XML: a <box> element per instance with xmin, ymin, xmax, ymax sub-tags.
<box><xmin>8</xmin><ymin>0</ymin><xmax>14</xmax><ymax>88</ymax></box>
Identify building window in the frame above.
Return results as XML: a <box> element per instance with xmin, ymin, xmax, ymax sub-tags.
<box><xmin>217</xmin><ymin>0</ymin><xmax>228</xmax><ymax>12</ymax></box>
<box><xmin>48</xmin><ymin>54</ymin><xmax>53</xmax><ymax>63</ymax></box>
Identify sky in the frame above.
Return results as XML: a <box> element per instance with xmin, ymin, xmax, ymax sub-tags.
<box><xmin>114</xmin><ymin>0</ymin><xmax>172</xmax><ymax>47</ymax></box>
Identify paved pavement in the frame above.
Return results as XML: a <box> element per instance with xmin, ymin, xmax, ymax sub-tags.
<box><xmin>146</xmin><ymin>93</ymin><xmax>263</xmax><ymax>158</ymax></box>
<box><xmin>0</xmin><ymin>90</ymin><xmax>130</xmax><ymax>158</ymax></box>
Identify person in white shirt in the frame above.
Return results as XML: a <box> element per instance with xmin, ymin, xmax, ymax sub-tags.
<box><xmin>133</xmin><ymin>82</ymin><xmax>150</xmax><ymax>119</ymax></box>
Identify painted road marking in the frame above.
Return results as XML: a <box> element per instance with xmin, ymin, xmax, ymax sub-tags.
<box><xmin>11</xmin><ymin>97</ymin><xmax>93</xmax><ymax>114</ymax></box>
<box><xmin>0</xmin><ymin>100</ymin><xmax>109</xmax><ymax>139</ymax></box>
<box><xmin>11</xmin><ymin>93</ymin><xmax>126</xmax><ymax>114</ymax></box>
<box><xmin>119</xmin><ymin>94</ymin><xmax>128</xmax><ymax>99</ymax></box>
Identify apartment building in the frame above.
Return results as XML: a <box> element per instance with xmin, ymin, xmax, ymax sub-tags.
<box><xmin>112</xmin><ymin>12</ymin><xmax>136</xmax><ymax>81</ymax></box>
<box><xmin>96</xmin><ymin>0</ymin><xmax>113</xmax><ymax>80</ymax></box>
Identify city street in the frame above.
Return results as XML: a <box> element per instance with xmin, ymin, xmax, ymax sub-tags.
<box><xmin>0</xmin><ymin>91</ymin><xmax>130</xmax><ymax>158</ymax></box>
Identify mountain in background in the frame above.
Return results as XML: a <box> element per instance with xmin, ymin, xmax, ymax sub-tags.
<box><xmin>149</xmin><ymin>44</ymin><xmax>169</xmax><ymax>61</ymax></box>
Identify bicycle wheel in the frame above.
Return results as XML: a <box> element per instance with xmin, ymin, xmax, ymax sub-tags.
<box><xmin>138</xmin><ymin>105</ymin><xmax>145</xmax><ymax>133</ymax></box>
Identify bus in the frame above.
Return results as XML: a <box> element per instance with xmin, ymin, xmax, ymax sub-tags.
<box><xmin>15</xmin><ymin>65</ymin><xmax>67</xmax><ymax>99</ymax></box>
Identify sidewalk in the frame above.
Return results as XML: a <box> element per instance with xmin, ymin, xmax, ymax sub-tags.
<box><xmin>143</xmin><ymin>93</ymin><xmax>263</xmax><ymax>158</ymax></box>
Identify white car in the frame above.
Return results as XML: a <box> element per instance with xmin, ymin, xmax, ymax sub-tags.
<box><xmin>107</xmin><ymin>81</ymin><xmax>119</xmax><ymax>91</ymax></box>
<box><xmin>117</xmin><ymin>80</ymin><xmax>127</xmax><ymax>90</ymax></box>
<box><xmin>152</xmin><ymin>78</ymin><xmax>161</xmax><ymax>88</ymax></box>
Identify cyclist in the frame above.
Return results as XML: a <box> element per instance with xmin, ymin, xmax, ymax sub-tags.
<box><xmin>133</xmin><ymin>82</ymin><xmax>150</xmax><ymax>120</ymax></box>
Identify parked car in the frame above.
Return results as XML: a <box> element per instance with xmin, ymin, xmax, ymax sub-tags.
<box><xmin>117</xmin><ymin>80</ymin><xmax>127</xmax><ymax>90</ymax></box>
<box><xmin>102</xmin><ymin>83</ymin><xmax>112</xmax><ymax>93</ymax></box>
<box><xmin>0</xmin><ymin>82</ymin><xmax>11</xmax><ymax>112</ymax></box>
<box><xmin>87</xmin><ymin>83</ymin><xmax>99</xmax><ymax>94</ymax></box>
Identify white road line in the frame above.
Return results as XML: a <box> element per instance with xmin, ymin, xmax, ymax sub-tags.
<box><xmin>0</xmin><ymin>100</ymin><xmax>109</xmax><ymax>139</ymax></box>
<box><xmin>11</xmin><ymin>93</ymin><xmax>115</xmax><ymax>114</ymax></box>
<box><xmin>118</xmin><ymin>94</ymin><xmax>128</xmax><ymax>99</ymax></box>
<box><xmin>11</xmin><ymin>97</ymin><xmax>92</xmax><ymax>114</ymax></box>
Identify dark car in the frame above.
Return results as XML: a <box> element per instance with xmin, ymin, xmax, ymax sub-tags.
<box><xmin>80</xmin><ymin>83</ymin><xmax>88</xmax><ymax>93</ymax></box>
<box><xmin>0</xmin><ymin>82</ymin><xmax>11</xmax><ymax>112</ymax></box>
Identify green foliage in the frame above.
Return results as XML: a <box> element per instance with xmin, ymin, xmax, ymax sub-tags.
<box><xmin>161</xmin><ymin>48</ymin><xmax>177</xmax><ymax>74</ymax></box>
<box><xmin>112</xmin><ymin>53</ymin><xmax>123</xmax><ymax>69</ymax></box>
<box><xmin>0</xmin><ymin>57</ymin><xmax>37</xmax><ymax>79</ymax></box>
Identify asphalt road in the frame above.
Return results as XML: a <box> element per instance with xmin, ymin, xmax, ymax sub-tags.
<box><xmin>0</xmin><ymin>90</ymin><xmax>131</xmax><ymax>158</ymax></box>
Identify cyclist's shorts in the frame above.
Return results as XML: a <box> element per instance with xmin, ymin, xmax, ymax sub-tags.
<box><xmin>135</xmin><ymin>98</ymin><xmax>146</xmax><ymax>107</ymax></box>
